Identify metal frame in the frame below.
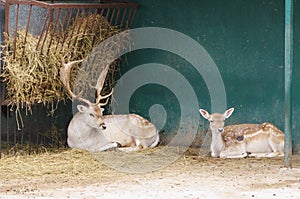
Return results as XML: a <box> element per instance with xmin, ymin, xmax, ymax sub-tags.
<box><xmin>284</xmin><ymin>0</ymin><xmax>293</xmax><ymax>168</ymax></box>
<box><xmin>4</xmin><ymin>0</ymin><xmax>138</xmax><ymax>57</ymax></box>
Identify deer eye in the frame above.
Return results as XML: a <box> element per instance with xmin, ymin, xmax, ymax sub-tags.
<box><xmin>209</xmin><ymin>120</ymin><xmax>214</xmax><ymax>123</ymax></box>
<box><xmin>89</xmin><ymin>113</ymin><xmax>95</xmax><ymax>118</ymax></box>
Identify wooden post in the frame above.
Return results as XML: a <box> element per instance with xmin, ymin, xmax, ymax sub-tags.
<box><xmin>284</xmin><ymin>0</ymin><xmax>293</xmax><ymax>168</ymax></box>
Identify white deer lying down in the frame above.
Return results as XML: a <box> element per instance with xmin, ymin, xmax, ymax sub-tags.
<box><xmin>199</xmin><ymin>108</ymin><xmax>284</xmax><ymax>158</ymax></box>
<box><xmin>61</xmin><ymin>59</ymin><xmax>160</xmax><ymax>152</ymax></box>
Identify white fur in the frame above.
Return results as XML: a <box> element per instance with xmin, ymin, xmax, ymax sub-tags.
<box><xmin>67</xmin><ymin>105</ymin><xmax>159</xmax><ymax>152</ymax></box>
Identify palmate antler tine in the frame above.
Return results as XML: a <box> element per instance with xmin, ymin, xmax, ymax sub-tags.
<box><xmin>100</xmin><ymin>88</ymin><xmax>114</xmax><ymax>99</ymax></box>
<box><xmin>98</xmin><ymin>88</ymin><xmax>114</xmax><ymax>106</ymax></box>
<box><xmin>60</xmin><ymin>58</ymin><xmax>92</xmax><ymax>106</ymax></box>
<box><xmin>99</xmin><ymin>96</ymin><xmax>110</xmax><ymax>107</ymax></box>
<box><xmin>89</xmin><ymin>64</ymin><xmax>113</xmax><ymax>104</ymax></box>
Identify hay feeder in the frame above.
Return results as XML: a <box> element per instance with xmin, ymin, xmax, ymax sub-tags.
<box><xmin>0</xmin><ymin>0</ymin><xmax>138</xmax><ymax>157</ymax></box>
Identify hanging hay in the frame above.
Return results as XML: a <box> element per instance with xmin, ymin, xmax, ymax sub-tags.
<box><xmin>1</xmin><ymin>13</ymin><xmax>130</xmax><ymax>113</ymax></box>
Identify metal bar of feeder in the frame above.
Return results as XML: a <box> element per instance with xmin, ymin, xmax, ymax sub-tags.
<box><xmin>83</xmin><ymin>10</ymin><xmax>91</xmax><ymax>36</ymax></box>
<box><xmin>284</xmin><ymin>0</ymin><xmax>293</xmax><ymax>168</ymax></box>
<box><xmin>73</xmin><ymin>9</ymin><xmax>85</xmax><ymax>50</ymax></box>
<box><xmin>89</xmin><ymin>12</ymin><xmax>98</xmax><ymax>35</ymax></box>
<box><xmin>12</xmin><ymin>4</ymin><xmax>19</xmax><ymax>59</ymax></box>
<box><xmin>126</xmin><ymin>8</ymin><xmax>134</xmax><ymax>29</ymax></box>
<box><xmin>21</xmin><ymin>4</ymin><xmax>32</xmax><ymax>59</ymax></box>
<box><xmin>67</xmin><ymin>8</ymin><xmax>80</xmax><ymax>48</ymax></box>
<box><xmin>110</xmin><ymin>8</ymin><xmax>116</xmax><ymax>25</ymax></box>
<box><xmin>40</xmin><ymin>9</ymin><xmax>53</xmax><ymax>55</ymax></box>
<box><xmin>4</xmin><ymin>0</ymin><xmax>10</xmax><ymax>56</ymax></box>
<box><xmin>129</xmin><ymin>7</ymin><xmax>137</xmax><ymax>28</ymax></box>
<box><xmin>115</xmin><ymin>7</ymin><xmax>121</xmax><ymax>26</ymax></box>
<box><xmin>60</xmin><ymin>8</ymin><xmax>73</xmax><ymax>51</ymax></box>
<box><xmin>55</xmin><ymin>8</ymin><xmax>68</xmax><ymax>52</ymax></box>
<box><xmin>90</xmin><ymin>10</ymin><xmax>98</xmax><ymax>26</ymax></box>
<box><xmin>99</xmin><ymin>7</ymin><xmax>105</xmax><ymax>17</ymax></box>
<box><xmin>6</xmin><ymin>0</ymin><xmax>138</xmax><ymax>10</ymax></box>
<box><xmin>120</xmin><ymin>7</ymin><xmax>127</xmax><ymax>28</ymax></box>
<box><xmin>92</xmin><ymin>10</ymin><xmax>103</xmax><ymax>47</ymax></box>
<box><xmin>105</xmin><ymin>8</ymin><xmax>111</xmax><ymax>21</ymax></box>
<box><xmin>36</xmin><ymin>8</ymin><xmax>50</xmax><ymax>51</ymax></box>
<box><xmin>47</xmin><ymin>8</ymin><xmax>61</xmax><ymax>55</ymax></box>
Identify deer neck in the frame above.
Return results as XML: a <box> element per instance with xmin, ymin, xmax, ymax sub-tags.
<box><xmin>72</xmin><ymin>113</ymin><xmax>97</xmax><ymax>134</ymax></box>
<box><xmin>211</xmin><ymin>130</ymin><xmax>225</xmax><ymax>149</ymax></box>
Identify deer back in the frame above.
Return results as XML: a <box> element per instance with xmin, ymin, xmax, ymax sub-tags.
<box><xmin>223</xmin><ymin>122</ymin><xmax>284</xmax><ymax>147</ymax></box>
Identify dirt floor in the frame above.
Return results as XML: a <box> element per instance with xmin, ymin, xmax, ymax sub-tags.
<box><xmin>0</xmin><ymin>147</ymin><xmax>300</xmax><ymax>199</ymax></box>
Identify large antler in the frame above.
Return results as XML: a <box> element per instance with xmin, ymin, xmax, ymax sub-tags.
<box><xmin>60</xmin><ymin>58</ymin><xmax>113</xmax><ymax>106</ymax></box>
<box><xmin>89</xmin><ymin>64</ymin><xmax>114</xmax><ymax>106</ymax></box>
<box><xmin>60</xmin><ymin>58</ymin><xmax>92</xmax><ymax>105</ymax></box>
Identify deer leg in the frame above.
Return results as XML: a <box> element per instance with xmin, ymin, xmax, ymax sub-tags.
<box><xmin>220</xmin><ymin>152</ymin><xmax>248</xmax><ymax>158</ymax></box>
<box><xmin>117</xmin><ymin>146</ymin><xmax>141</xmax><ymax>152</ymax></box>
<box><xmin>97</xmin><ymin>142</ymin><xmax>120</xmax><ymax>151</ymax></box>
<box><xmin>248</xmin><ymin>153</ymin><xmax>269</xmax><ymax>158</ymax></box>
<box><xmin>266</xmin><ymin>152</ymin><xmax>281</xmax><ymax>157</ymax></box>
<box><xmin>211</xmin><ymin>152</ymin><xmax>218</xmax><ymax>158</ymax></box>
<box><xmin>117</xmin><ymin>140</ymin><xmax>145</xmax><ymax>153</ymax></box>
<box><xmin>220</xmin><ymin>144</ymin><xmax>247</xmax><ymax>158</ymax></box>
<box><xmin>268</xmin><ymin>137</ymin><xmax>284</xmax><ymax>157</ymax></box>
<box><xmin>210</xmin><ymin>144</ymin><xmax>222</xmax><ymax>157</ymax></box>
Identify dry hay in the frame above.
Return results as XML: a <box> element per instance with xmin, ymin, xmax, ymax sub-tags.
<box><xmin>93</xmin><ymin>146</ymin><xmax>193</xmax><ymax>173</ymax></box>
<box><xmin>1</xmin><ymin>146</ymin><xmax>297</xmax><ymax>181</ymax></box>
<box><xmin>0</xmin><ymin>149</ymin><xmax>103</xmax><ymax>179</ymax></box>
<box><xmin>1</xmin><ymin>148</ymin><xmax>300</xmax><ymax>198</ymax></box>
<box><xmin>1</xmin><ymin>146</ymin><xmax>300</xmax><ymax>198</ymax></box>
<box><xmin>1</xmin><ymin>13</ymin><xmax>130</xmax><ymax>113</ymax></box>
<box><xmin>0</xmin><ymin>146</ymin><xmax>199</xmax><ymax>182</ymax></box>
<box><xmin>0</xmin><ymin>146</ymin><xmax>300</xmax><ymax>198</ymax></box>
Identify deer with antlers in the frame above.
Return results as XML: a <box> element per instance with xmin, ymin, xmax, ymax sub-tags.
<box><xmin>60</xmin><ymin>59</ymin><xmax>160</xmax><ymax>152</ymax></box>
<box><xmin>199</xmin><ymin>108</ymin><xmax>284</xmax><ymax>158</ymax></box>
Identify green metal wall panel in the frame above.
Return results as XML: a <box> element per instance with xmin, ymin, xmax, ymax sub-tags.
<box><xmin>292</xmin><ymin>0</ymin><xmax>299</xmax><ymax>151</ymax></box>
<box><xmin>116</xmin><ymin>0</ymin><xmax>299</xmax><ymax>151</ymax></box>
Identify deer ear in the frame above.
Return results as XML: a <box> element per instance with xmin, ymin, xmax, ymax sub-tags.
<box><xmin>77</xmin><ymin>105</ymin><xmax>87</xmax><ymax>113</ymax></box>
<box><xmin>199</xmin><ymin>109</ymin><xmax>210</xmax><ymax>119</ymax></box>
<box><xmin>224</xmin><ymin>108</ymin><xmax>234</xmax><ymax>119</ymax></box>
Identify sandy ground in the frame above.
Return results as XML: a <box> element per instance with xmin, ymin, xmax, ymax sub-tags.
<box><xmin>0</xmin><ymin>148</ymin><xmax>300</xmax><ymax>199</ymax></box>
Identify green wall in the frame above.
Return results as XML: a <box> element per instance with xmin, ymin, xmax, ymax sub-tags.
<box><xmin>292</xmin><ymin>0</ymin><xmax>300</xmax><ymax>152</ymax></box>
<box><xmin>117</xmin><ymin>0</ymin><xmax>300</xmax><ymax>151</ymax></box>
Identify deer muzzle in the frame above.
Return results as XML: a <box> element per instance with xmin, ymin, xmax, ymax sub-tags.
<box><xmin>99</xmin><ymin>122</ymin><xmax>106</xmax><ymax>130</ymax></box>
<box><xmin>218</xmin><ymin>128</ymin><xmax>224</xmax><ymax>133</ymax></box>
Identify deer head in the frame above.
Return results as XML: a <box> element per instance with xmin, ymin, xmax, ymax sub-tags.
<box><xmin>199</xmin><ymin>108</ymin><xmax>235</xmax><ymax>134</ymax></box>
<box><xmin>60</xmin><ymin>58</ymin><xmax>113</xmax><ymax>129</ymax></box>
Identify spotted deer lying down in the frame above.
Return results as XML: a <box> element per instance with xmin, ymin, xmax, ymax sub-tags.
<box><xmin>61</xmin><ymin>59</ymin><xmax>160</xmax><ymax>152</ymax></box>
<box><xmin>199</xmin><ymin>108</ymin><xmax>284</xmax><ymax>158</ymax></box>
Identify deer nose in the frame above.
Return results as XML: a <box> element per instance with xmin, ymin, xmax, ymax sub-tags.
<box><xmin>99</xmin><ymin>122</ymin><xmax>106</xmax><ymax>130</ymax></box>
<box><xmin>218</xmin><ymin>128</ymin><xmax>224</xmax><ymax>133</ymax></box>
